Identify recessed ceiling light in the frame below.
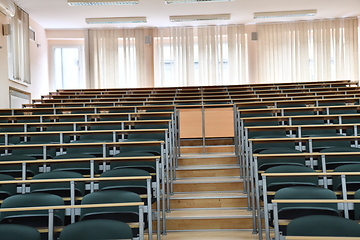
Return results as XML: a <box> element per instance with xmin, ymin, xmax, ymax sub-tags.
<box><xmin>170</xmin><ymin>14</ymin><xmax>230</xmax><ymax>22</ymax></box>
<box><xmin>166</xmin><ymin>0</ymin><xmax>233</xmax><ymax>4</ymax></box>
<box><xmin>68</xmin><ymin>0</ymin><xmax>138</xmax><ymax>6</ymax></box>
<box><xmin>254</xmin><ymin>9</ymin><xmax>317</xmax><ymax>19</ymax></box>
<box><xmin>85</xmin><ymin>16</ymin><xmax>147</xmax><ymax>24</ymax></box>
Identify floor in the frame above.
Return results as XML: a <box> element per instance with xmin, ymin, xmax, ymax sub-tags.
<box><xmin>148</xmin><ymin>230</ymin><xmax>261</xmax><ymax>240</ymax></box>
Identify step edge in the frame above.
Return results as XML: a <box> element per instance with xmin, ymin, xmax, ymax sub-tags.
<box><xmin>176</xmin><ymin>164</ymin><xmax>240</xmax><ymax>170</ymax></box>
<box><xmin>170</xmin><ymin>195</ymin><xmax>247</xmax><ymax>200</ymax></box>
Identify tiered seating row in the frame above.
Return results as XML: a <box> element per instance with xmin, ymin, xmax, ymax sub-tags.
<box><xmin>0</xmin><ymin>80</ymin><xmax>358</xmax><ymax>240</ymax></box>
<box><xmin>233</xmin><ymin>84</ymin><xmax>360</xmax><ymax>240</ymax></box>
<box><xmin>0</xmin><ymin>106</ymin><xmax>179</xmax><ymax>240</ymax></box>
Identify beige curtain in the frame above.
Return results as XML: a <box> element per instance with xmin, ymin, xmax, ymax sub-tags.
<box><xmin>87</xmin><ymin>29</ymin><xmax>146</xmax><ymax>88</ymax></box>
<box><xmin>311</xmin><ymin>18</ymin><xmax>359</xmax><ymax>81</ymax></box>
<box><xmin>10</xmin><ymin>6</ymin><xmax>30</xmax><ymax>83</ymax></box>
<box><xmin>153</xmin><ymin>25</ymin><xmax>247</xmax><ymax>87</ymax></box>
<box><xmin>257</xmin><ymin>18</ymin><xmax>359</xmax><ymax>83</ymax></box>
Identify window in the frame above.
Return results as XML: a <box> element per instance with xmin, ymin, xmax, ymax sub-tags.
<box><xmin>8</xmin><ymin>6</ymin><xmax>30</xmax><ymax>84</ymax></box>
<box><xmin>52</xmin><ymin>46</ymin><xmax>85</xmax><ymax>89</ymax></box>
<box><xmin>153</xmin><ymin>26</ymin><xmax>247</xmax><ymax>87</ymax></box>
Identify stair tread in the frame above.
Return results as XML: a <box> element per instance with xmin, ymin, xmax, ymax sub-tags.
<box><xmin>145</xmin><ymin>230</ymin><xmax>259</xmax><ymax>240</ymax></box>
<box><xmin>171</xmin><ymin>192</ymin><xmax>246</xmax><ymax>199</ymax></box>
<box><xmin>176</xmin><ymin>164</ymin><xmax>239</xmax><ymax>170</ymax></box>
<box><xmin>179</xmin><ymin>155</ymin><xmax>236</xmax><ymax>159</ymax></box>
<box><xmin>181</xmin><ymin>145</ymin><xmax>234</xmax><ymax>148</ymax></box>
<box><xmin>180</xmin><ymin>153</ymin><xmax>236</xmax><ymax>158</ymax></box>
<box><xmin>167</xmin><ymin>209</ymin><xmax>252</xmax><ymax>219</ymax></box>
<box><xmin>174</xmin><ymin>176</ymin><xmax>242</xmax><ymax>184</ymax></box>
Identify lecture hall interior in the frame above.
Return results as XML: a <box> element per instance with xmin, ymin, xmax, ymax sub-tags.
<box><xmin>0</xmin><ymin>0</ymin><xmax>360</xmax><ymax>239</ymax></box>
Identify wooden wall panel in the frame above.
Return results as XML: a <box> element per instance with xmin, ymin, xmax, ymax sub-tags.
<box><xmin>179</xmin><ymin>107</ymin><xmax>234</xmax><ymax>139</ymax></box>
<box><xmin>204</xmin><ymin>107</ymin><xmax>234</xmax><ymax>138</ymax></box>
<box><xmin>179</xmin><ymin>109</ymin><xmax>203</xmax><ymax>138</ymax></box>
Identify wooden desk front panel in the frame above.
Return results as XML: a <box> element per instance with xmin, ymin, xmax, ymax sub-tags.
<box><xmin>179</xmin><ymin>107</ymin><xmax>234</xmax><ymax>139</ymax></box>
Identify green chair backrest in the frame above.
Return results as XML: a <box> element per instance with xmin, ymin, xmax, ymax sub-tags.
<box><xmin>80</xmin><ymin>190</ymin><xmax>141</xmax><ymax>221</ymax></box>
<box><xmin>31</xmin><ymin>171</ymin><xmax>85</xmax><ymax>197</ymax></box>
<box><xmin>11</xmin><ymin>142</ymin><xmax>56</xmax><ymax>159</ymax></box>
<box><xmin>111</xmin><ymin>152</ymin><xmax>156</xmax><ymax>171</ymax></box>
<box><xmin>265</xmin><ymin>165</ymin><xmax>318</xmax><ymax>191</ymax></box>
<box><xmin>332</xmin><ymin>163</ymin><xmax>360</xmax><ymax>191</ymax></box>
<box><xmin>59</xmin><ymin>219</ymin><xmax>133</xmax><ymax>240</ymax></box>
<box><xmin>0</xmin><ymin>155</ymin><xmax>38</xmax><ymax>178</ymax></box>
<box><xmin>0</xmin><ymin>193</ymin><xmax>65</xmax><ymax>227</ymax></box>
<box><xmin>0</xmin><ymin>224</ymin><xmax>41</xmax><ymax>240</ymax></box>
<box><xmin>0</xmin><ymin>173</ymin><xmax>17</xmax><ymax>201</ymax></box>
<box><xmin>99</xmin><ymin>168</ymin><xmax>149</xmax><ymax>193</ymax></box>
<box><xmin>354</xmin><ymin>189</ymin><xmax>360</xmax><ymax>220</ymax></box>
<box><xmin>65</xmin><ymin>140</ymin><xmax>110</xmax><ymax>157</ymax></box>
<box><xmin>52</xmin><ymin>153</ymin><xmax>99</xmax><ymax>175</ymax></box>
<box><xmin>319</xmin><ymin>147</ymin><xmax>360</xmax><ymax>170</ymax></box>
<box><xmin>257</xmin><ymin>148</ymin><xmax>306</xmax><ymax>171</ymax></box>
<box><xmin>120</xmin><ymin>139</ymin><xmax>161</xmax><ymax>155</ymax></box>
<box><xmin>287</xmin><ymin>215</ymin><xmax>360</xmax><ymax>237</ymax></box>
<box><xmin>275</xmin><ymin>186</ymin><xmax>338</xmax><ymax>217</ymax></box>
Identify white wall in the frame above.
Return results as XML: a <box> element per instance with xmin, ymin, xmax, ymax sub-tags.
<box><xmin>47</xmin><ymin>30</ymin><xmax>85</xmax><ymax>92</ymax></box>
<box><xmin>0</xmin><ymin>14</ymin><xmax>49</xmax><ymax>109</ymax></box>
<box><xmin>0</xmin><ymin>13</ymin><xmax>10</xmax><ymax>108</ymax></box>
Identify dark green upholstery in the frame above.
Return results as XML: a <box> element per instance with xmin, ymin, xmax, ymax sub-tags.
<box><xmin>111</xmin><ymin>152</ymin><xmax>156</xmax><ymax>174</ymax></box>
<box><xmin>287</xmin><ymin>215</ymin><xmax>360</xmax><ymax>237</ymax></box>
<box><xmin>31</xmin><ymin>171</ymin><xmax>85</xmax><ymax>198</ymax></box>
<box><xmin>275</xmin><ymin>186</ymin><xmax>338</xmax><ymax>221</ymax></box>
<box><xmin>80</xmin><ymin>190</ymin><xmax>143</xmax><ymax>237</ymax></box>
<box><xmin>0</xmin><ymin>155</ymin><xmax>38</xmax><ymax>178</ymax></box>
<box><xmin>65</xmin><ymin>140</ymin><xmax>110</xmax><ymax>157</ymax></box>
<box><xmin>319</xmin><ymin>147</ymin><xmax>360</xmax><ymax>170</ymax></box>
<box><xmin>257</xmin><ymin>148</ymin><xmax>306</xmax><ymax>171</ymax></box>
<box><xmin>0</xmin><ymin>126</ymin><xmax>25</xmax><ymax>144</ymax></box>
<box><xmin>265</xmin><ymin>165</ymin><xmax>318</xmax><ymax>191</ymax></box>
<box><xmin>120</xmin><ymin>139</ymin><xmax>162</xmax><ymax>155</ymax></box>
<box><xmin>0</xmin><ymin>193</ymin><xmax>65</xmax><ymax>228</ymax></box>
<box><xmin>99</xmin><ymin>169</ymin><xmax>153</xmax><ymax>203</ymax></box>
<box><xmin>0</xmin><ymin>224</ymin><xmax>41</xmax><ymax>240</ymax></box>
<box><xmin>11</xmin><ymin>142</ymin><xmax>57</xmax><ymax>159</ymax></box>
<box><xmin>353</xmin><ymin>189</ymin><xmax>360</xmax><ymax>220</ymax></box>
<box><xmin>251</xmin><ymin>136</ymin><xmax>295</xmax><ymax>154</ymax></box>
<box><xmin>52</xmin><ymin>153</ymin><xmax>99</xmax><ymax>175</ymax></box>
<box><xmin>0</xmin><ymin>174</ymin><xmax>17</xmax><ymax>203</ymax></box>
<box><xmin>332</xmin><ymin>163</ymin><xmax>360</xmax><ymax>191</ymax></box>
<box><xmin>59</xmin><ymin>219</ymin><xmax>133</xmax><ymax>240</ymax></box>
<box><xmin>128</xmin><ymin>124</ymin><xmax>168</xmax><ymax>141</ymax></box>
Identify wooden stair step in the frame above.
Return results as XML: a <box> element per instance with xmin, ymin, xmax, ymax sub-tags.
<box><xmin>177</xmin><ymin>156</ymin><xmax>237</xmax><ymax>166</ymax></box>
<box><xmin>180</xmin><ymin>138</ymin><xmax>234</xmax><ymax>146</ymax></box>
<box><xmin>165</xmin><ymin>209</ymin><xmax>253</xmax><ymax>230</ymax></box>
<box><xmin>173</xmin><ymin>177</ymin><xmax>243</xmax><ymax>192</ymax></box>
<box><xmin>176</xmin><ymin>165</ymin><xmax>240</xmax><ymax>178</ymax></box>
<box><xmin>170</xmin><ymin>192</ymin><xmax>248</xmax><ymax>209</ymax></box>
<box><xmin>145</xmin><ymin>230</ymin><xmax>259</xmax><ymax>240</ymax></box>
<box><xmin>180</xmin><ymin>145</ymin><xmax>235</xmax><ymax>154</ymax></box>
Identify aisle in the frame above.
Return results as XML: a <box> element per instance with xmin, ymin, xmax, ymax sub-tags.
<box><xmin>155</xmin><ymin>138</ymin><xmax>257</xmax><ymax>239</ymax></box>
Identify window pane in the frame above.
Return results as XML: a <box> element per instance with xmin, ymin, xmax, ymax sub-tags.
<box><xmin>54</xmin><ymin>47</ymin><xmax>84</xmax><ymax>89</ymax></box>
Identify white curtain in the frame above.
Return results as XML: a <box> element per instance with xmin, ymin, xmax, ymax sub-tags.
<box><xmin>257</xmin><ymin>18</ymin><xmax>359</xmax><ymax>83</ymax></box>
<box><xmin>87</xmin><ymin>29</ymin><xmax>146</xmax><ymax>89</ymax></box>
<box><xmin>153</xmin><ymin>25</ymin><xmax>247</xmax><ymax>87</ymax></box>
<box><xmin>311</xmin><ymin>19</ymin><xmax>359</xmax><ymax>81</ymax></box>
<box><xmin>10</xmin><ymin>6</ymin><xmax>30</xmax><ymax>83</ymax></box>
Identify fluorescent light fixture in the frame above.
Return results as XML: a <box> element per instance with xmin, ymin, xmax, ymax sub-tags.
<box><xmin>166</xmin><ymin>0</ymin><xmax>233</xmax><ymax>4</ymax></box>
<box><xmin>68</xmin><ymin>0</ymin><xmax>138</xmax><ymax>6</ymax></box>
<box><xmin>170</xmin><ymin>14</ymin><xmax>230</xmax><ymax>22</ymax></box>
<box><xmin>85</xmin><ymin>16</ymin><xmax>146</xmax><ymax>24</ymax></box>
<box><xmin>254</xmin><ymin>9</ymin><xmax>317</xmax><ymax>19</ymax></box>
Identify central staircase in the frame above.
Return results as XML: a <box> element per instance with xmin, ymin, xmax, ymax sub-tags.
<box><xmin>161</xmin><ymin>138</ymin><xmax>256</xmax><ymax>239</ymax></box>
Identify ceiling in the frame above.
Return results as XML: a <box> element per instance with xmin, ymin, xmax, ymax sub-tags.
<box><xmin>11</xmin><ymin>0</ymin><xmax>360</xmax><ymax>30</ymax></box>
